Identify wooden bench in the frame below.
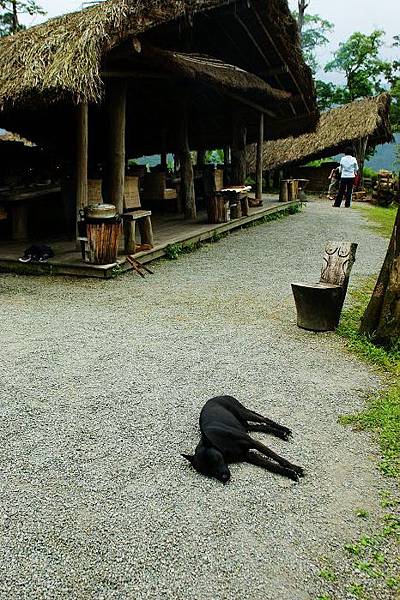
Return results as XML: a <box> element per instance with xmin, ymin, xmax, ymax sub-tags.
<box><xmin>291</xmin><ymin>241</ymin><xmax>358</xmax><ymax>331</ymax></box>
<box><xmin>122</xmin><ymin>210</ymin><xmax>154</xmax><ymax>254</ymax></box>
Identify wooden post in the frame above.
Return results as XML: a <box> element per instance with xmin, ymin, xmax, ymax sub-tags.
<box><xmin>76</xmin><ymin>103</ymin><xmax>88</xmax><ymax>230</ymax></box>
<box><xmin>355</xmin><ymin>135</ymin><xmax>368</xmax><ymax>189</ymax></box>
<box><xmin>224</xmin><ymin>145</ymin><xmax>231</xmax><ymax>185</ymax></box>
<box><xmin>231</xmin><ymin>112</ymin><xmax>247</xmax><ymax>185</ymax></box>
<box><xmin>197</xmin><ymin>150</ymin><xmax>206</xmax><ymax>168</ymax></box>
<box><xmin>161</xmin><ymin>128</ymin><xmax>168</xmax><ymax>171</ymax></box>
<box><xmin>255</xmin><ymin>112</ymin><xmax>264</xmax><ymax>201</ymax></box>
<box><xmin>178</xmin><ymin>98</ymin><xmax>196</xmax><ymax>220</ymax></box>
<box><xmin>104</xmin><ymin>81</ymin><xmax>126</xmax><ymax>214</ymax></box>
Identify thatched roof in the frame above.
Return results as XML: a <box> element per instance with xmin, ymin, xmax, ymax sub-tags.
<box><xmin>0</xmin><ymin>0</ymin><xmax>318</xmax><ymax>155</ymax></box>
<box><xmin>247</xmin><ymin>94</ymin><xmax>393</xmax><ymax>172</ymax></box>
<box><xmin>0</xmin><ymin>131</ymin><xmax>35</xmax><ymax>146</ymax></box>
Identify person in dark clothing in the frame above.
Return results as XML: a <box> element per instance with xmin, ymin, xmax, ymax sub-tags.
<box><xmin>333</xmin><ymin>147</ymin><xmax>359</xmax><ymax>208</ymax></box>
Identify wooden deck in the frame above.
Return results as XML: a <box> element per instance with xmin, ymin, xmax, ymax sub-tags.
<box><xmin>0</xmin><ymin>195</ymin><xmax>297</xmax><ymax>278</ymax></box>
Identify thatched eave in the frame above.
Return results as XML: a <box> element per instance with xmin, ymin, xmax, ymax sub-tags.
<box><xmin>247</xmin><ymin>94</ymin><xmax>393</xmax><ymax>172</ymax></box>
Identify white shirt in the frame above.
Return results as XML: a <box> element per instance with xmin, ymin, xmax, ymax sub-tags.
<box><xmin>340</xmin><ymin>155</ymin><xmax>358</xmax><ymax>178</ymax></box>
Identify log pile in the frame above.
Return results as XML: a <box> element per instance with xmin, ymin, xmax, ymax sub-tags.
<box><xmin>372</xmin><ymin>170</ymin><xmax>399</xmax><ymax>207</ymax></box>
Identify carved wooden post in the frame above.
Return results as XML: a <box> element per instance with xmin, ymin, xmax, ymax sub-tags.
<box><xmin>178</xmin><ymin>97</ymin><xmax>196</xmax><ymax>220</ymax></box>
<box><xmin>104</xmin><ymin>81</ymin><xmax>126</xmax><ymax>214</ymax></box>
<box><xmin>231</xmin><ymin>112</ymin><xmax>247</xmax><ymax>185</ymax></box>
<box><xmin>255</xmin><ymin>112</ymin><xmax>264</xmax><ymax>201</ymax></box>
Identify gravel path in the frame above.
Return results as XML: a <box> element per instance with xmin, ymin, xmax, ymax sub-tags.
<box><xmin>0</xmin><ymin>200</ymin><xmax>391</xmax><ymax>600</ymax></box>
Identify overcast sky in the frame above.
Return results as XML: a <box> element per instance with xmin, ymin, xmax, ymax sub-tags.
<box><xmin>21</xmin><ymin>0</ymin><xmax>400</xmax><ymax>82</ymax></box>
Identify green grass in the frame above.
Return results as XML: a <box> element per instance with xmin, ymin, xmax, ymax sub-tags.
<box><xmin>353</xmin><ymin>203</ymin><xmax>397</xmax><ymax>238</ymax></box>
<box><xmin>337</xmin><ymin>280</ymin><xmax>400</xmax><ymax>479</ymax></box>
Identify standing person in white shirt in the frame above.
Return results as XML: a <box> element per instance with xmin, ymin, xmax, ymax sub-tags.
<box><xmin>333</xmin><ymin>147</ymin><xmax>359</xmax><ymax>208</ymax></box>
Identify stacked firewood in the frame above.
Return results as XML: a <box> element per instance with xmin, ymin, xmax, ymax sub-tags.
<box><xmin>372</xmin><ymin>170</ymin><xmax>399</xmax><ymax>207</ymax></box>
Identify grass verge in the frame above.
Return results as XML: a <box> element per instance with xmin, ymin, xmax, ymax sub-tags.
<box><xmin>353</xmin><ymin>203</ymin><xmax>397</xmax><ymax>239</ymax></box>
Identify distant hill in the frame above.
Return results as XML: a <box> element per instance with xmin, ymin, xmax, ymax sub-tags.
<box><xmin>366</xmin><ymin>132</ymin><xmax>399</xmax><ymax>172</ymax></box>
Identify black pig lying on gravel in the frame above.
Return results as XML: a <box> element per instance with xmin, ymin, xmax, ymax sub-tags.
<box><xmin>182</xmin><ymin>395</ymin><xmax>304</xmax><ymax>484</ymax></box>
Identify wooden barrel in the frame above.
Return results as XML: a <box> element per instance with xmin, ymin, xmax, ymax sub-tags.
<box><xmin>87</xmin><ymin>219</ymin><xmax>121</xmax><ymax>264</ymax></box>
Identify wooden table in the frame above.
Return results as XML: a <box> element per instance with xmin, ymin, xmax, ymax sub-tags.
<box><xmin>0</xmin><ymin>185</ymin><xmax>61</xmax><ymax>240</ymax></box>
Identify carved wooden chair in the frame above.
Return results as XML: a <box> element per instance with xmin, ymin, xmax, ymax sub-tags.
<box><xmin>291</xmin><ymin>241</ymin><xmax>358</xmax><ymax>331</ymax></box>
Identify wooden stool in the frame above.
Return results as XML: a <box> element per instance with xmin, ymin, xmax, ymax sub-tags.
<box><xmin>122</xmin><ymin>210</ymin><xmax>154</xmax><ymax>254</ymax></box>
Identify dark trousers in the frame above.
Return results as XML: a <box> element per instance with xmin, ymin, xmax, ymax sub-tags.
<box><xmin>334</xmin><ymin>178</ymin><xmax>354</xmax><ymax>207</ymax></box>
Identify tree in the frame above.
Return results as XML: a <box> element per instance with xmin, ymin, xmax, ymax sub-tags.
<box><xmin>360</xmin><ymin>205</ymin><xmax>400</xmax><ymax>348</ymax></box>
<box><xmin>0</xmin><ymin>1</ymin><xmax>45</xmax><ymax>36</ymax></box>
<box><xmin>293</xmin><ymin>2</ymin><xmax>334</xmax><ymax>76</ymax></box>
<box><xmin>297</xmin><ymin>0</ymin><xmax>309</xmax><ymax>35</ymax></box>
<box><xmin>324</xmin><ymin>31</ymin><xmax>391</xmax><ymax>103</ymax></box>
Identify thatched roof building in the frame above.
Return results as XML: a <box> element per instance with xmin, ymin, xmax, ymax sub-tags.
<box><xmin>247</xmin><ymin>94</ymin><xmax>393</xmax><ymax>172</ymax></box>
<box><xmin>0</xmin><ymin>0</ymin><xmax>318</xmax><ymax>155</ymax></box>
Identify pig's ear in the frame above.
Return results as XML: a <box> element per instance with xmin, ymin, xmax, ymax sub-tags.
<box><xmin>181</xmin><ymin>453</ymin><xmax>194</xmax><ymax>464</ymax></box>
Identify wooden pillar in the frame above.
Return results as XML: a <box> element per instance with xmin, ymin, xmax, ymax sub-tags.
<box><xmin>178</xmin><ymin>100</ymin><xmax>196</xmax><ymax>220</ymax></box>
<box><xmin>76</xmin><ymin>103</ymin><xmax>88</xmax><ymax>224</ymax></box>
<box><xmin>231</xmin><ymin>112</ymin><xmax>247</xmax><ymax>185</ymax></box>
<box><xmin>104</xmin><ymin>81</ymin><xmax>126</xmax><ymax>214</ymax></box>
<box><xmin>161</xmin><ymin>128</ymin><xmax>168</xmax><ymax>171</ymax></box>
<box><xmin>224</xmin><ymin>145</ymin><xmax>231</xmax><ymax>185</ymax></box>
<box><xmin>197</xmin><ymin>149</ymin><xmax>206</xmax><ymax>168</ymax></box>
<box><xmin>255</xmin><ymin>112</ymin><xmax>264</xmax><ymax>201</ymax></box>
<box><xmin>355</xmin><ymin>136</ymin><xmax>368</xmax><ymax>188</ymax></box>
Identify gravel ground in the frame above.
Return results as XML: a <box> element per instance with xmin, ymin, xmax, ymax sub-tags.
<box><xmin>0</xmin><ymin>200</ymin><xmax>393</xmax><ymax>600</ymax></box>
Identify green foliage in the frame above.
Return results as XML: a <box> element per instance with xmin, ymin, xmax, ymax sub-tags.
<box><xmin>0</xmin><ymin>0</ymin><xmax>45</xmax><ymax>36</ymax></box>
<box><xmin>324</xmin><ymin>31</ymin><xmax>390</xmax><ymax>102</ymax></box>
<box><xmin>205</xmin><ymin>149</ymin><xmax>224</xmax><ymax>164</ymax></box>
<box><xmin>362</xmin><ymin>166</ymin><xmax>378</xmax><ymax>179</ymax></box>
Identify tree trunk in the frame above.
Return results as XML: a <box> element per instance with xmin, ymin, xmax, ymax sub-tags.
<box><xmin>197</xmin><ymin>150</ymin><xmax>206</xmax><ymax>168</ymax></box>
<box><xmin>255</xmin><ymin>112</ymin><xmax>264</xmax><ymax>201</ymax></box>
<box><xmin>231</xmin><ymin>113</ymin><xmax>247</xmax><ymax>185</ymax></box>
<box><xmin>355</xmin><ymin>136</ymin><xmax>368</xmax><ymax>189</ymax></box>
<box><xmin>76</xmin><ymin>103</ymin><xmax>88</xmax><ymax>237</ymax></box>
<box><xmin>11</xmin><ymin>0</ymin><xmax>19</xmax><ymax>33</ymax></box>
<box><xmin>178</xmin><ymin>99</ymin><xmax>196</xmax><ymax>220</ymax></box>
<box><xmin>297</xmin><ymin>0</ymin><xmax>309</xmax><ymax>35</ymax></box>
<box><xmin>360</xmin><ymin>205</ymin><xmax>400</xmax><ymax>347</ymax></box>
<box><xmin>103</xmin><ymin>81</ymin><xmax>126</xmax><ymax>215</ymax></box>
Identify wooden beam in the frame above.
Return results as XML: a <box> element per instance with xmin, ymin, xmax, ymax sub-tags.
<box><xmin>223</xmin><ymin>90</ymin><xmax>276</xmax><ymax>118</ymax></box>
<box><xmin>104</xmin><ymin>81</ymin><xmax>126</xmax><ymax>214</ymax></box>
<box><xmin>76</xmin><ymin>102</ymin><xmax>88</xmax><ymax>229</ymax></box>
<box><xmin>251</xmin><ymin>7</ymin><xmax>309</xmax><ymax>115</ymax></box>
<box><xmin>255</xmin><ymin>112</ymin><xmax>264</xmax><ymax>200</ymax></box>
<box><xmin>235</xmin><ymin>12</ymin><xmax>297</xmax><ymax>117</ymax></box>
